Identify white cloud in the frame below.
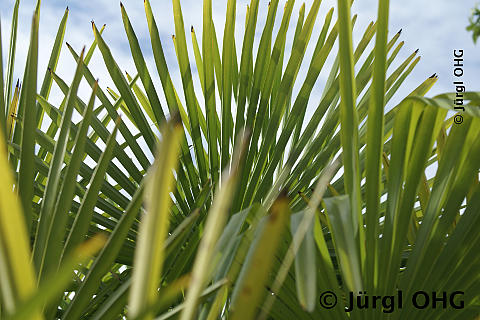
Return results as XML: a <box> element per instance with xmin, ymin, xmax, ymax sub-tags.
<box><xmin>1</xmin><ymin>0</ymin><xmax>479</xmax><ymax>128</ymax></box>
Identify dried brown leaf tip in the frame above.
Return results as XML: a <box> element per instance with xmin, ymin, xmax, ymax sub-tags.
<box><xmin>171</xmin><ymin>111</ymin><xmax>182</xmax><ymax>126</ymax></box>
<box><xmin>278</xmin><ymin>188</ymin><xmax>289</xmax><ymax>200</ymax></box>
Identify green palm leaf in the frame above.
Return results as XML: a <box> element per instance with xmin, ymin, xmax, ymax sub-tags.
<box><xmin>0</xmin><ymin>0</ymin><xmax>479</xmax><ymax>319</ymax></box>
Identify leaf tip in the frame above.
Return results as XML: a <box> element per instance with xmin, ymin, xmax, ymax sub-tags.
<box><xmin>278</xmin><ymin>188</ymin><xmax>289</xmax><ymax>200</ymax></box>
<box><xmin>171</xmin><ymin>111</ymin><xmax>182</xmax><ymax>126</ymax></box>
<box><xmin>115</xmin><ymin>116</ymin><xmax>123</xmax><ymax>127</ymax></box>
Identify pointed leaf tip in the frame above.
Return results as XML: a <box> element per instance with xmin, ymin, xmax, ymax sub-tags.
<box><xmin>278</xmin><ymin>188</ymin><xmax>289</xmax><ymax>200</ymax></box>
<box><xmin>398</xmin><ymin>28</ymin><xmax>402</xmax><ymax>34</ymax></box>
<box><xmin>415</xmin><ymin>48</ymin><xmax>419</xmax><ymax>53</ymax></box>
<box><xmin>171</xmin><ymin>111</ymin><xmax>182</xmax><ymax>125</ymax></box>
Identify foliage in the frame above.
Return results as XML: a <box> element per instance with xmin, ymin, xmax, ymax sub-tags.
<box><xmin>0</xmin><ymin>0</ymin><xmax>479</xmax><ymax>319</ymax></box>
<box><xmin>467</xmin><ymin>5</ymin><xmax>480</xmax><ymax>44</ymax></box>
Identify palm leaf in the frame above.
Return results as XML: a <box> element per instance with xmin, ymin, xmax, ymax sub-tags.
<box><xmin>0</xmin><ymin>0</ymin><xmax>479</xmax><ymax>319</ymax></box>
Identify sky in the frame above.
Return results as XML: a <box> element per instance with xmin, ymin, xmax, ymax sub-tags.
<box><xmin>1</xmin><ymin>0</ymin><xmax>479</xmax><ymax>135</ymax></box>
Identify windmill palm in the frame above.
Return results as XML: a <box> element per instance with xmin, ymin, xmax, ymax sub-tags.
<box><xmin>0</xmin><ymin>0</ymin><xmax>479</xmax><ymax>319</ymax></box>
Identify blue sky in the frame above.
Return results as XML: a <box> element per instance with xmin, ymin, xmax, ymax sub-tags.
<box><xmin>1</xmin><ymin>0</ymin><xmax>479</xmax><ymax>125</ymax></box>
